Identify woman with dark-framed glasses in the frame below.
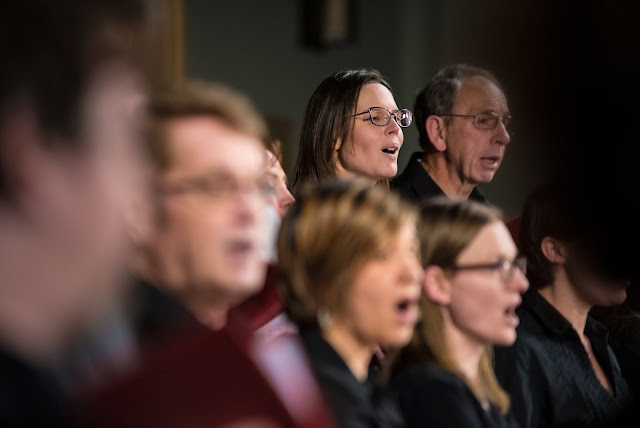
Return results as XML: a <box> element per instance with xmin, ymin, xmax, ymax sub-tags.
<box><xmin>387</xmin><ymin>197</ymin><xmax>528</xmax><ymax>428</ymax></box>
<box><xmin>291</xmin><ymin>68</ymin><xmax>412</xmax><ymax>192</ymax></box>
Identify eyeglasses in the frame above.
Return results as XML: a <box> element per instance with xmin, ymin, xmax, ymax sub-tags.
<box><xmin>441</xmin><ymin>111</ymin><xmax>511</xmax><ymax>130</ymax></box>
<box><xmin>350</xmin><ymin>107</ymin><xmax>413</xmax><ymax>128</ymax></box>
<box><xmin>446</xmin><ymin>256</ymin><xmax>527</xmax><ymax>283</ymax></box>
<box><xmin>162</xmin><ymin>173</ymin><xmax>274</xmax><ymax>201</ymax></box>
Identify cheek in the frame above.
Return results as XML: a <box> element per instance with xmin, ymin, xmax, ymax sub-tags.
<box><xmin>449</xmin><ymin>282</ymin><xmax>502</xmax><ymax>327</ymax></box>
<box><xmin>162</xmin><ymin>205</ymin><xmax>222</xmax><ymax>250</ymax></box>
<box><xmin>345</xmin><ymin>271</ymin><xmax>388</xmax><ymax>320</ymax></box>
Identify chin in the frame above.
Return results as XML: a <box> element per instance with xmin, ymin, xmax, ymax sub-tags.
<box><xmin>495</xmin><ymin>330</ymin><xmax>517</xmax><ymax>347</ymax></box>
<box><xmin>381</xmin><ymin>330</ymin><xmax>414</xmax><ymax>349</ymax></box>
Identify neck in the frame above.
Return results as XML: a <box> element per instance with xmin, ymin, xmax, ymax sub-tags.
<box><xmin>441</xmin><ymin>309</ymin><xmax>484</xmax><ymax>383</ymax></box>
<box><xmin>183</xmin><ymin>292</ymin><xmax>235</xmax><ymax>331</ymax></box>
<box><xmin>334</xmin><ymin>163</ymin><xmax>378</xmax><ymax>187</ymax></box>
<box><xmin>0</xmin><ymin>217</ymin><xmax>69</xmax><ymax>368</ymax></box>
<box><xmin>421</xmin><ymin>155</ymin><xmax>476</xmax><ymax>200</ymax></box>
<box><xmin>322</xmin><ymin>322</ymin><xmax>374</xmax><ymax>382</ymax></box>
<box><xmin>538</xmin><ymin>269</ymin><xmax>591</xmax><ymax>338</ymax></box>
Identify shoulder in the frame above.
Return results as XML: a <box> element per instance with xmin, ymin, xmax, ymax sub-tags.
<box><xmin>391</xmin><ymin>364</ymin><xmax>491</xmax><ymax>428</ymax></box>
<box><xmin>391</xmin><ymin>364</ymin><xmax>475</xmax><ymax>408</ymax></box>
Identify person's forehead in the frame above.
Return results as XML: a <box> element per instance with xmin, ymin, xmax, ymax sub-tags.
<box><xmin>163</xmin><ymin>116</ymin><xmax>265</xmax><ymax>177</ymax></box>
<box><xmin>356</xmin><ymin>83</ymin><xmax>398</xmax><ymax>109</ymax></box>
<box><xmin>458</xmin><ymin>221</ymin><xmax>517</xmax><ymax>262</ymax></box>
<box><xmin>453</xmin><ymin>76</ymin><xmax>508</xmax><ymax>113</ymax></box>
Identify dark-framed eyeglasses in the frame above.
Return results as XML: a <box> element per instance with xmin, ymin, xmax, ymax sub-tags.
<box><xmin>441</xmin><ymin>111</ymin><xmax>511</xmax><ymax>130</ymax></box>
<box><xmin>350</xmin><ymin>107</ymin><xmax>413</xmax><ymax>128</ymax></box>
<box><xmin>446</xmin><ymin>256</ymin><xmax>527</xmax><ymax>283</ymax></box>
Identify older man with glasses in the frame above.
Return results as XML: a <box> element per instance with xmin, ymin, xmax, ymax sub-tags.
<box><xmin>391</xmin><ymin>64</ymin><xmax>511</xmax><ymax>206</ymax></box>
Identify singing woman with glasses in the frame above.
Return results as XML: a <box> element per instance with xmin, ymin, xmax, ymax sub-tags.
<box><xmin>292</xmin><ymin>68</ymin><xmax>412</xmax><ymax>192</ymax></box>
<box><xmin>387</xmin><ymin>197</ymin><xmax>528</xmax><ymax>428</ymax></box>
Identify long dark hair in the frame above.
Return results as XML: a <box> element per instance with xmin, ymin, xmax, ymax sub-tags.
<box><xmin>291</xmin><ymin>69</ymin><xmax>391</xmax><ymax>193</ymax></box>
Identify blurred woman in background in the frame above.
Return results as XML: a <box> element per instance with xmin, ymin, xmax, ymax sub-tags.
<box><xmin>278</xmin><ymin>179</ymin><xmax>423</xmax><ymax>427</ymax></box>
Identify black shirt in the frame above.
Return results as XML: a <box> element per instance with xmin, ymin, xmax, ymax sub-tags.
<box><xmin>391</xmin><ymin>363</ymin><xmax>516</xmax><ymax>428</ymax></box>
<box><xmin>390</xmin><ymin>151</ymin><xmax>490</xmax><ymax>206</ymax></box>
<box><xmin>298</xmin><ymin>327</ymin><xmax>405</xmax><ymax>428</ymax></box>
<box><xmin>0</xmin><ymin>345</ymin><xmax>68</xmax><ymax>428</ymax></box>
<box><xmin>494</xmin><ymin>289</ymin><xmax>635</xmax><ymax>428</ymax></box>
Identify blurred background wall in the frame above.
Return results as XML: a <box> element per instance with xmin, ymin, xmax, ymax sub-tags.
<box><xmin>171</xmin><ymin>0</ymin><xmax>635</xmax><ymax>225</ymax></box>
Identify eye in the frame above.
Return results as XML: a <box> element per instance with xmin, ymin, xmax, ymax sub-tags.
<box><xmin>259</xmin><ymin>179</ymin><xmax>276</xmax><ymax>198</ymax></box>
<box><xmin>370</xmin><ymin>109</ymin><xmax>388</xmax><ymax>123</ymax></box>
<box><xmin>476</xmin><ymin>113</ymin><xmax>494</xmax><ymax>127</ymax></box>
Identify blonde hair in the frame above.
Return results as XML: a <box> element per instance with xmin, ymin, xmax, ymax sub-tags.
<box><xmin>388</xmin><ymin>197</ymin><xmax>510</xmax><ymax>414</ymax></box>
<box><xmin>277</xmin><ymin>178</ymin><xmax>418</xmax><ymax>327</ymax></box>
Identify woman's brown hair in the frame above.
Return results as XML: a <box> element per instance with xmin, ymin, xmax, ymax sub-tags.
<box><xmin>277</xmin><ymin>178</ymin><xmax>417</xmax><ymax>328</ymax></box>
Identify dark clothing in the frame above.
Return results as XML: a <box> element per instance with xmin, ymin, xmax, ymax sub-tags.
<box><xmin>0</xmin><ymin>345</ymin><xmax>68</xmax><ymax>428</ymax></box>
<box><xmin>391</xmin><ymin>363</ymin><xmax>515</xmax><ymax>428</ymax></box>
<box><xmin>390</xmin><ymin>151</ymin><xmax>490</xmax><ymax>206</ymax></box>
<box><xmin>128</xmin><ymin>276</ymin><xmax>197</xmax><ymax>347</ymax></box>
<box><xmin>72</xmin><ymin>282</ymin><xmax>337</xmax><ymax>428</ymax></box>
<box><xmin>494</xmin><ymin>289</ymin><xmax>634</xmax><ymax>428</ymax></box>
<box><xmin>298</xmin><ymin>327</ymin><xmax>405</xmax><ymax>428</ymax></box>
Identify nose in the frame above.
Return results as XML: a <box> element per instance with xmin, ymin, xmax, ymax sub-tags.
<box><xmin>400</xmin><ymin>250</ymin><xmax>424</xmax><ymax>285</ymax></box>
<box><xmin>387</xmin><ymin>114</ymin><xmax>402</xmax><ymax>135</ymax></box>
<box><xmin>509</xmin><ymin>268</ymin><xmax>529</xmax><ymax>294</ymax></box>
<box><xmin>277</xmin><ymin>187</ymin><xmax>295</xmax><ymax>218</ymax></box>
<box><xmin>494</xmin><ymin>120</ymin><xmax>511</xmax><ymax>145</ymax></box>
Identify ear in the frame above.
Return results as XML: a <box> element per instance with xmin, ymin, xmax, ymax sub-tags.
<box><xmin>422</xmin><ymin>265</ymin><xmax>452</xmax><ymax>305</ymax></box>
<box><xmin>334</xmin><ymin>136</ymin><xmax>343</xmax><ymax>152</ymax></box>
<box><xmin>425</xmin><ymin>115</ymin><xmax>447</xmax><ymax>152</ymax></box>
<box><xmin>540</xmin><ymin>236</ymin><xmax>567</xmax><ymax>264</ymax></box>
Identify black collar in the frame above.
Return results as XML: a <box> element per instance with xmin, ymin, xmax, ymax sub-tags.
<box><xmin>395</xmin><ymin>151</ymin><xmax>489</xmax><ymax>204</ymax></box>
<box><xmin>522</xmin><ymin>288</ymin><xmax>609</xmax><ymax>340</ymax></box>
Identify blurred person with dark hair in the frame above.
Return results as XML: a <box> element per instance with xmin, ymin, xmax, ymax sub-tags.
<box><xmin>0</xmin><ymin>0</ymin><xmax>153</xmax><ymax>426</ymax></box>
<box><xmin>292</xmin><ymin>69</ymin><xmax>412</xmax><ymax>192</ymax></box>
<box><xmin>388</xmin><ymin>198</ymin><xmax>527</xmax><ymax>427</ymax></box>
<box><xmin>278</xmin><ymin>179</ymin><xmax>423</xmax><ymax>427</ymax></box>
<box><xmin>391</xmin><ymin>64</ymin><xmax>510</xmax><ymax>206</ymax></box>
<box><xmin>494</xmin><ymin>182</ymin><xmax>634</xmax><ymax>428</ymax></box>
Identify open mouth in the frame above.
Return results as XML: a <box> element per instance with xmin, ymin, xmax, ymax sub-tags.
<box><xmin>504</xmin><ymin>304</ymin><xmax>520</xmax><ymax>327</ymax></box>
<box><xmin>395</xmin><ymin>297</ymin><xmax>419</xmax><ymax>325</ymax></box>
<box><xmin>382</xmin><ymin>147</ymin><xmax>397</xmax><ymax>154</ymax></box>
<box><xmin>227</xmin><ymin>239</ymin><xmax>255</xmax><ymax>258</ymax></box>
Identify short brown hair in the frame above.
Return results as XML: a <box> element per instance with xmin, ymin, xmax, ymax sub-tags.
<box><xmin>263</xmin><ymin>136</ymin><xmax>284</xmax><ymax>165</ymax></box>
<box><xmin>147</xmin><ymin>80</ymin><xmax>268</xmax><ymax>171</ymax></box>
<box><xmin>278</xmin><ymin>179</ymin><xmax>418</xmax><ymax>328</ymax></box>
